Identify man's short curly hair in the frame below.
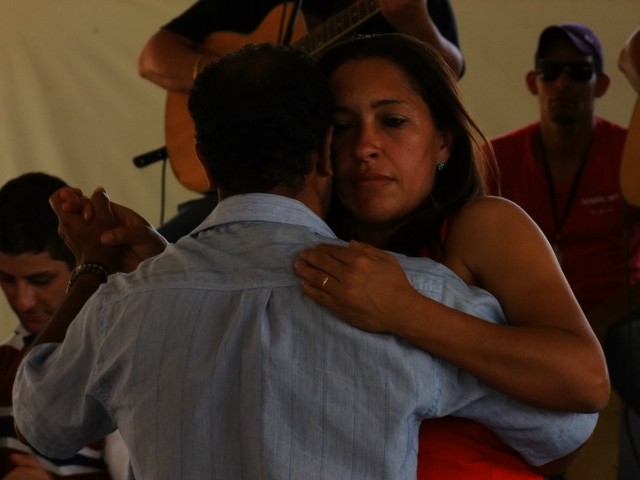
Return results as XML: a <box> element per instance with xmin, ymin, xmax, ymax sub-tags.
<box><xmin>188</xmin><ymin>43</ymin><xmax>332</xmax><ymax>195</ymax></box>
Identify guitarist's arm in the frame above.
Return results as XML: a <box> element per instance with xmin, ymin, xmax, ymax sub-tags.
<box><xmin>138</xmin><ymin>28</ymin><xmax>219</xmax><ymax>92</ymax></box>
<box><xmin>379</xmin><ymin>0</ymin><xmax>463</xmax><ymax>78</ymax></box>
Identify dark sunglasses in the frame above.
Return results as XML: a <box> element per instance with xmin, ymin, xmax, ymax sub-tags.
<box><xmin>535</xmin><ymin>61</ymin><xmax>596</xmax><ymax>82</ymax></box>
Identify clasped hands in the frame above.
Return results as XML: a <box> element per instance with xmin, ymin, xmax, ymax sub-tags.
<box><xmin>49</xmin><ymin>187</ymin><xmax>168</xmax><ymax>274</ymax></box>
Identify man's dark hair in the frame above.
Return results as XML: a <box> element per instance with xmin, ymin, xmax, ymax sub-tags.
<box><xmin>188</xmin><ymin>43</ymin><xmax>332</xmax><ymax>196</ymax></box>
<box><xmin>0</xmin><ymin>172</ymin><xmax>75</xmax><ymax>268</ymax></box>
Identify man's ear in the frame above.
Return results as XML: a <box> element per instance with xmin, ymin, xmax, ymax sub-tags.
<box><xmin>195</xmin><ymin>143</ymin><xmax>217</xmax><ymax>190</ymax></box>
<box><xmin>317</xmin><ymin>126</ymin><xmax>334</xmax><ymax>178</ymax></box>
<box><xmin>595</xmin><ymin>72</ymin><xmax>611</xmax><ymax>98</ymax></box>
<box><xmin>438</xmin><ymin>130</ymin><xmax>453</xmax><ymax>165</ymax></box>
<box><xmin>526</xmin><ymin>71</ymin><xmax>539</xmax><ymax>95</ymax></box>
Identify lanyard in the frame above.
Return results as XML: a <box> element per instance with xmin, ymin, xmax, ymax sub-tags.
<box><xmin>537</xmin><ymin>136</ymin><xmax>589</xmax><ymax>264</ymax></box>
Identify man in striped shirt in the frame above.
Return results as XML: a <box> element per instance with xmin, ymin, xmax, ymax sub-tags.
<box><xmin>0</xmin><ymin>172</ymin><xmax>128</xmax><ymax>479</ymax></box>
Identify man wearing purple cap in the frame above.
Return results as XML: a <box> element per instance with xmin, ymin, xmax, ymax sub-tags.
<box><xmin>488</xmin><ymin>23</ymin><xmax>640</xmax><ymax>478</ymax></box>
<box><xmin>489</xmin><ymin>23</ymin><xmax>640</xmax><ymax>344</ymax></box>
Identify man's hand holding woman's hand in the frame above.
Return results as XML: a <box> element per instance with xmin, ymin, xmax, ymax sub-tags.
<box><xmin>50</xmin><ymin>186</ymin><xmax>168</xmax><ymax>274</ymax></box>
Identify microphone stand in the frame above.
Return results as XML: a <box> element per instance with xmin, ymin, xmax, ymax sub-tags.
<box><xmin>283</xmin><ymin>0</ymin><xmax>304</xmax><ymax>46</ymax></box>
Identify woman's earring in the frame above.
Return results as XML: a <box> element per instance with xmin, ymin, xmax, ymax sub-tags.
<box><xmin>437</xmin><ymin>162</ymin><xmax>447</xmax><ymax>172</ymax></box>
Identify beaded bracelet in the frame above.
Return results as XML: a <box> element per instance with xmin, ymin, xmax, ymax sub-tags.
<box><xmin>66</xmin><ymin>262</ymin><xmax>110</xmax><ymax>294</ymax></box>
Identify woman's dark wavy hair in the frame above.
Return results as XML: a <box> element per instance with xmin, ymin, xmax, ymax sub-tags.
<box><xmin>188</xmin><ymin>43</ymin><xmax>332</xmax><ymax>196</ymax></box>
<box><xmin>0</xmin><ymin>172</ymin><xmax>75</xmax><ymax>268</ymax></box>
<box><xmin>319</xmin><ymin>33</ymin><xmax>498</xmax><ymax>257</ymax></box>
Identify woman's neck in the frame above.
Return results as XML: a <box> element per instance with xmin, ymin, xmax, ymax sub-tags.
<box><xmin>353</xmin><ymin>222</ymin><xmax>400</xmax><ymax>249</ymax></box>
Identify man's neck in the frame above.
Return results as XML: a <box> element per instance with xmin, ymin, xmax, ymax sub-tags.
<box><xmin>218</xmin><ymin>182</ymin><xmax>328</xmax><ymax>220</ymax></box>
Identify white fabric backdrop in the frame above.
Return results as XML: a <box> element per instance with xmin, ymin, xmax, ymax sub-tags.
<box><xmin>1</xmin><ymin>0</ymin><xmax>638</xmax><ymax>337</ymax></box>
<box><xmin>1</xmin><ymin>0</ymin><xmax>195</xmax><ymax>337</ymax></box>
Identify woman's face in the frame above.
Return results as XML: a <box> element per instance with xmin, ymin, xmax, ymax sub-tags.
<box><xmin>329</xmin><ymin>58</ymin><xmax>451</xmax><ymax>229</ymax></box>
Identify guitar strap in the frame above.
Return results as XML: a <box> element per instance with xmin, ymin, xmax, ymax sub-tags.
<box><xmin>283</xmin><ymin>0</ymin><xmax>305</xmax><ymax>45</ymax></box>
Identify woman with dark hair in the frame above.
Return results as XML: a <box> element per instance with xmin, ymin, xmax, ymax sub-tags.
<box><xmin>295</xmin><ymin>33</ymin><xmax>609</xmax><ymax>478</ymax></box>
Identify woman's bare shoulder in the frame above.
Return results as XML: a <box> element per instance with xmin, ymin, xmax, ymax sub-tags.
<box><xmin>445</xmin><ymin>196</ymin><xmax>548</xmax><ymax>285</ymax></box>
<box><xmin>452</xmin><ymin>195</ymin><xmax>535</xmax><ymax>234</ymax></box>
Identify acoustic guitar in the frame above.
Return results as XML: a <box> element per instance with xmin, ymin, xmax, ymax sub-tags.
<box><xmin>165</xmin><ymin>0</ymin><xmax>381</xmax><ymax>193</ymax></box>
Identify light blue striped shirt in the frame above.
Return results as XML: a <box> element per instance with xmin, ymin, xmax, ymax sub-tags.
<box><xmin>14</xmin><ymin>193</ymin><xmax>596</xmax><ymax>479</ymax></box>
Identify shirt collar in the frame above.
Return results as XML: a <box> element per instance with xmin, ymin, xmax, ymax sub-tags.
<box><xmin>191</xmin><ymin>193</ymin><xmax>337</xmax><ymax>239</ymax></box>
<box><xmin>13</xmin><ymin>323</ymin><xmax>35</xmax><ymax>348</ymax></box>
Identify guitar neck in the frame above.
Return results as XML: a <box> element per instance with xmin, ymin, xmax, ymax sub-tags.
<box><xmin>294</xmin><ymin>0</ymin><xmax>381</xmax><ymax>57</ymax></box>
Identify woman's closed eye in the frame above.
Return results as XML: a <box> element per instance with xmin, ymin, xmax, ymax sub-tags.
<box><xmin>381</xmin><ymin>116</ymin><xmax>408</xmax><ymax>129</ymax></box>
<box><xmin>332</xmin><ymin>119</ymin><xmax>353</xmax><ymax>134</ymax></box>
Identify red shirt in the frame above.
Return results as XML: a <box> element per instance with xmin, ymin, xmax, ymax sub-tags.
<box><xmin>490</xmin><ymin>118</ymin><xmax>639</xmax><ymax>312</ymax></box>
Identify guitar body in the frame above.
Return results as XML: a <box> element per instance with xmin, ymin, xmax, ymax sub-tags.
<box><xmin>165</xmin><ymin>4</ymin><xmax>308</xmax><ymax>193</ymax></box>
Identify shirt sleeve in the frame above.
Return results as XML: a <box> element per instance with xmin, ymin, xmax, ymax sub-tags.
<box><xmin>451</xmin><ymin>386</ymin><xmax>597</xmax><ymax>466</ymax></box>
<box><xmin>162</xmin><ymin>1</ymin><xmax>221</xmax><ymax>42</ymax></box>
<box><xmin>428</xmin><ymin>0</ymin><xmax>461</xmax><ymax>48</ymax></box>
<box><xmin>12</xmin><ymin>294</ymin><xmax>116</xmax><ymax>460</ymax></box>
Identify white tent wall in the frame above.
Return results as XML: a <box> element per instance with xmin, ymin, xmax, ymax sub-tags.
<box><xmin>1</xmin><ymin>0</ymin><xmax>637</xmax><ymax>338</ymax></box>
<box><xmin>1</xmin><ymin>0</ymin><xmax>194</xmax><ymax>338</ymax></box>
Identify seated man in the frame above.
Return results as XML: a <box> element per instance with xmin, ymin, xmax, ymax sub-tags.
<box><xmin>0</xmin><ymin>172</ymin><xmax>129</xmax><ymax>479</ymax></box>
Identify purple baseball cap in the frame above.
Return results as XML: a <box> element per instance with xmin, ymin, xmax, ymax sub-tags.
<box><xmin>535</xmin><ymin>23</ymin><xmax>604</xmax><ymax>73</ymax></box>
